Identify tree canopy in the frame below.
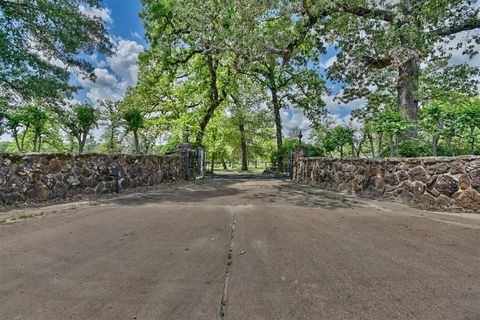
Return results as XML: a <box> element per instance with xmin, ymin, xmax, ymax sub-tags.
<box><xmin>1</xmin><ymin>0</ymin><xmax>480</xmax><ymax>169</ymax></box>
<box><xmin>0</xmin><ymin>0</ymin><xmax>112</xmax><ymax>103</ymax></box>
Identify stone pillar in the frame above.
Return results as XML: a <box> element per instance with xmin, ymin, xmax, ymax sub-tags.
<box><xmin>196</xmin><ymin>147</ymin><xmax>206</xmax><ymax>178</ymax></box>
<box><xmin>292</xmin><ymin>145</ymin><xmax>308</xmax><ymax>180</ymax></box>
<box><xmin>178</xmin><ymin>143</ymin><xmax>192</xmax><ymax>180</ymax></box>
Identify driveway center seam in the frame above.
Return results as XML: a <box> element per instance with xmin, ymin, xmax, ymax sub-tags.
<box><xmin>218</xmin><ymin>207</ymin><xmax>237</xmax><ymax>319</ymax></box>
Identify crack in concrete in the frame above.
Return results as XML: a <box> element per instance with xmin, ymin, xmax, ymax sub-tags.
<box><xmin>218</xmin><ymin>208</ymin><xmax>236</xmax><ymax>319</ymax></box>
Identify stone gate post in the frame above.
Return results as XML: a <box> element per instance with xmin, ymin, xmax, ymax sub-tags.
<box><xmin>178</xmin><ymin>143</ymin><xmax>191</xmax><ymax>180</ymax></box>
<box><xmin>292</xmin><ymin>145</ymin><xmax>308</xmax><ymax>180</ymax></box>
<box><xmin>197</xmin><ymin>147</ymin><xmax>206</xmax><ymax>178</ymax></box>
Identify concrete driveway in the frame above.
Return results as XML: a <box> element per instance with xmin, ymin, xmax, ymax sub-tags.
<box><xmin>1</xmin><ymin>174</ymin><xmax>480</xmax><ymax>319</ymax></box>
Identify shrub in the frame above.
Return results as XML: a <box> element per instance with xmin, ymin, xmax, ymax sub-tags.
<box><xmin>398</xmin><ymin>140</ymin><xmax>431</xmax><ymax>157</ymax></box>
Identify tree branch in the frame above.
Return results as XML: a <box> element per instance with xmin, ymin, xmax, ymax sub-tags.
<box><xmin>0</xmin><ymin>0</ymin><xmax>36</xmax><ymax>10</ymax></box>
<box><xmin>340</xmin><ymin>4</ymin><xmax>394</xmax><ymax>22</ymax></box>
<box><xmin>268</xmin><ymin>2</ymin><xmax>394</xmax><ymax>63</ymax></box>
<box><xmin>170</xmin><ymin>49</ymin><xmax>203</xmax><ymax>65</ymax></box>
<box><xmin>363</xmin><ymin>55</ymin><xmax>392</xmax><ymax>68</ymax></box>
<box><xmin>435</xmin><ymin>19</ymin><xmax>480</xmax><ymax>36</ymax></box>
<box><xmin>277</xmin><ymin>3</ymin><xmax>325</xmax><ymax>62</ymax></box>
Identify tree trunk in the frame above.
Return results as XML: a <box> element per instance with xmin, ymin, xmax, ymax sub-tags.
<box><xmin>447</xmin><ymin>136</ymin><xmax>454</xmax><ymax>156</ymax></box>
<box><xmin>397</xmin><ymin>57</ymin><xmax>420</xmax><ymax>137</ymax></box>
<box><xmin>20</xmin><ymin>124</ymin><xmax>29</xmax><ymax>152</ymax></box>
<box><xmin>239</xmin><ymin>122</ymin><xmax>248</xmax><ymax>171</ymax></box>
<box><xmin>79</xmin><ymin>131</ymin><xmax>88</xmax><ymax>153</ymax></box>
<box><xmin>79</xmin><ymin>139</ymin><xmax>84</xmax><ymax>153</ymax></box>
<box><xmin>196</xmin><ymin>52</ymin><xmax>221</xmax><ymax>145</ymax></box>
<box><xmin>33</xmin><ymin>132</ymin><xmax>38</xmax><ymax>152</ymax></box>
<box><xmin>356</xmin><ymin>134</ymin><xmax>366</xmax><ymax>158</ymax></box>
<box><xmin>221</xmin><ymin>158</ymin><xmax>228</xmax><ymax>170</ymax></box>
<box><xmin>368</xmin><ymin>133</ymin><xmax>375</xmax><ymax>158</ymax></box>
<box><xmin>13</xmin><ymin>130</ymin><xmax>21</xmax><ymax>152</ymax></box>
<box><xmin>133</xmin><ymin>130</ymin><xmax>140</xmax><ymax>154</ymax></box>
<box><xmin>394</xmin><ymin>134</ymin><xmax>399</xmax><ymax>156</ymax></box>
<box><xmin>76</xmin><ymin>135</ymin><xmax>83</xmax><ymax>153</ymax></box>
<box><xmin>378</xmin><ymin>132</ymin><xmax>383</xmax><ymax>158</ymax></box>
<box><xmin>339</xmin><ymin>145</ymin><xmax>344</xmax><ymax>158</ymax></box>
<box><xmin>110</xmin><ymin>129</ymin><xmax>115</xmax><ymax>152</ymax></box>
<box><xmin>388</xmin><ymin>133</ymin><xmax>394</xmax><ymax>157</ymax></box>
<box><xmin>211</xmin><ymin>152</ymin><xmax>215</xmax><ymax>173</ymax></box>
<box><xmin>266</xmin><ymin>64</ymin><xmax>283</xmax><ymax>171</ymax></box>
<box><xmin>273</xmin><ymin>103</ymin><xmax>283</xmax><ymax>170</ymax></box>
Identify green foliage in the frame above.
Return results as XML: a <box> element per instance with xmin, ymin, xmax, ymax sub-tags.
<box><xmin>61</xmin><ymin>104</ymin><xmax>99</xmax><ymax>153</ymax></box>
<box><xmin>270</xmin><ymin>139</ymin><xmax>321</xmax><ymax>169</ymax></box>
<box><xmin>307</xmin><ymin>146</ymin><xmax>325</xmax><ymax>157</ymax></box>
<box><xmin>321</xmin><ymin>126</ymin><xmax>354</xmax><ymax>157</ymax></box>
<box><xmin>24</xmin><ymin>105</ymin><xmax>47</xmax><ymax>151</ymax></box>
<box><xmin>123</xmin><ymin>109</ymin><xmax>144</xmax><ymax>133</ymax></box>
<box><xmin>457</xmin><ymin>96</ymin><xmax>480</xmax><ymax>154</ymax></box>
<box><xmin>0</xmin><ymin>0</ymin><xmax>112</xmax><ymax>103</ymax></box>
<box><xmin>398</xmin><ymin>140</ymin><xmax>432</xmax><ymax>158</ymax></box>
<box><xmin>270</xmin><ymin>139</ymin><xmax>295</xmax><ymax>168</ymax></box>
<box><xmin>76</xmin><ymin>105</ymin><xmax>97</xmax><ymax>129</ymax></box>
<box><xmin>0</xmin><ymin>141</ymin><xmax>11</xmax><ymax>152</ymax></box>
<box><xmin>122</xmin><ymin>108</ymin><xmax>144</xmax><ymax>154</ymax></box>
<box><xmin>418</xmin><ymin>94</ymin><xmax>480</xmax><ymax>155</ymax></box>
<box><xmin>325</xmin><ymin>0</ymin><xmax>480</xmax><ymax>120</ymax></box>
<box><xmin>419</xmin><ymin>60</ymin><xmax>480</xmax><ymax>103</ymax></box>
<box><xmin>99</xmin><ymin>100</ymin><xmax>123</xmax><ymax>153</ymax></box>
<box><xmin>372</xmin><ymin>109</ymin><xmax>410</xmax><ymax>136</ymax></box>
<box><xmin>0</xmin><ymin>0</ymin><xmax>479</xmax><ymax>162</ymax></box>
<box><xmin>0</xmin><ymin>103</ymin><xmax>60</xmax><ymax>152</ymax></box>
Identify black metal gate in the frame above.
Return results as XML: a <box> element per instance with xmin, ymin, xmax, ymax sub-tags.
<box><xmin>182</xmin><ymin>147</ymin><xmax>206</xmax><ymax>180</ymax></box>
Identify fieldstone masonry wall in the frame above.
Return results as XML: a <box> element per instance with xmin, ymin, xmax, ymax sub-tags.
<box><xmin>293</xmin><ymin>156</ymin><xmax>480</xmax><ymax>209</ymax></box>
<box><xmin>0</xmin><ymin>152</ymin><xmax>195</xmax><ymax>206</ymax></box>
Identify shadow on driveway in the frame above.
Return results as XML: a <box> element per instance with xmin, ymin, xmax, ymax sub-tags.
<box><xmin>109</xmin><ymin>174</ymin><xmax>356</xmax><ymax>210</ymax></box>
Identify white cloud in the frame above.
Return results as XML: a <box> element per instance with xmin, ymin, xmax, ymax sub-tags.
<box><xmin>444</xmin><ymin>30</ymin><xmax>480</xmax><ymax>67</ymax></box>
<box><xmin>79</xmin><ymin>68</ymin><xmax>117</xmax><ymax>87</ymax></box>
<box><xmin>281</xmin><ymin>107</ymin><xmax>312</xmax><ymax>138</ymax></box>
<box><xmin>277</xmin><ymin>93</ymin><xmax>366</xmax><ymax>141</ymax></box>
<box><xmin>132</xmin><ymin>32</ymin><xmax>143</xmax><ymax>40</ymax></box>
<box><xmin>328</xmin><ymin>113</ymin><xmax>349</xmax><ymax>125</ymax></box>
<box><xmin>323</xmin><ymin>94</ymin><xmax>365</xmax><ymax>115</ymax></box>
<box><xmin>76</xmin><ymin>39</ymin><xmax>144</xmax><ymax>105</ymax></box>
<box><xmin>107</xmin><ymin>40</ymin><xmax>144</xmax><ymax>86</ymax></box>
<box><xmin>77</xmin><ymin>67</ymin><xmax>126</xmax><ymax>103</ymax></box>
<box><xmin>321</xmin><ymin>55</ymin><xmax>337</xmax><ymax>69</ymax></box>
<box><xmin>79</xmin><ymin>5</ymin><xmax>112</xmax><ymax>24</ymax></box>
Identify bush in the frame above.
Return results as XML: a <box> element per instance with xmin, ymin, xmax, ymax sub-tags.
<box><xmin>307</xmin><ymin>145</ymin><xmax>325</xmax><ymax>157</ymax></box>
<box><xmin>269</xmin><ymin>139</ymin><xmax>322</xmax><ymax>170</ymax></box>
<box><xmin>0</xmin><ymin>141</ymin><xmax>12</xmax><ymax>152</ymax></box>
<box><xmin>437</xmin><ymin>142</ymin><xmax>456</xmax><ymax>157</ymax></box>
<box><xmin>398</xmin><ymin>140</ymin><xmax>431</xmax><ymax>157</ymax></box>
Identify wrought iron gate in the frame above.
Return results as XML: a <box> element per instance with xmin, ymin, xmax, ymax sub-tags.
<box><xmin>182</xmin><ymin>146</ymin><xmax>206</xmax><ymax>180</ymax></box>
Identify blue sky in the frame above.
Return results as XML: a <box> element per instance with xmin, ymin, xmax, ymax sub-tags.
<box><xmin>75</xmin><ymin>0</ymin><xmax>356</xmax><ymax>136</ymax></box>
<box><xmin>0</xmin><ymin>1</ymin><xmax>365</xmax><ymax>142</ymax></box>
<box><xmin>85</xmin><ymin>1</ymin><xmax>478</xmax><ymax>137</ymax></box>
<box><xmin>103</xmin><ymin>0</ymin><xmax>146</xmax><ymax>45</ymax></box>
<box><xmin>72</xmin><ymin>0</ymin><xmax>147</xmax><ymax>106</ymax></box>
<box><xmin>2</xmin><ymin>1</ymin><xmax>478</xmax><ymax>143</ymax></box>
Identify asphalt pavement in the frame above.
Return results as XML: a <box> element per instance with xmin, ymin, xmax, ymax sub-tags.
<box><xmin>1</xmin><ymin>174</ymin><xmax>480</xmax><ymax>319</ymax></box>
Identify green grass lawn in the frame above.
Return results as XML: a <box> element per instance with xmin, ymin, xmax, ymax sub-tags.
<box><xmin>210</xmin><ymin>164</ymin><xmax>267</xmax><ymax>174</ymax></box>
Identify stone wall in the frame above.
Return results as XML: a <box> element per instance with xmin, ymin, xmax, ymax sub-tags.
<box><xmin>293</xmin><ymin>156</ymin><xmax>480</xmax><ymax>209</ymax></box>
<box><xmin>0</xmin><ymin>152</ymin><xmax>192</xmax><ymax>206</ymax></box>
